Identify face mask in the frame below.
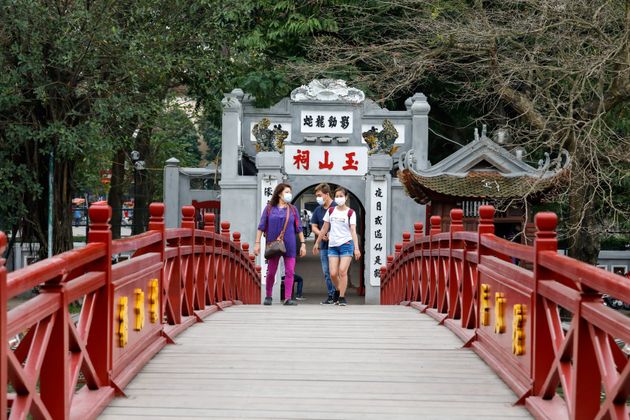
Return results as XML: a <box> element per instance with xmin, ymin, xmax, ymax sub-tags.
<box><xmin>316</xmin><ymin>197</ymin><xmax>324</xmax><ymax>205</ymax></box>
<box><xmin>283</xmin><ymin>193</ymin><xmax>293</xmax><ymax>203</ymax></box>
<box><xmin>334</xmin><ymin>197</ymin><xmax>346</xmax><ymax>206</ymax></box>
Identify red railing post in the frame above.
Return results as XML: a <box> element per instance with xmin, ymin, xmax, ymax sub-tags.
<box><xmin>250</xmin><ymin>253</ymin><xmax>259</xmax><ymax>303</ymax></box>
<box><xmin>402</xmin><ymin>232</ymin><xmax>412</xmax><ymax>302</ymax></box>
<box><xmin>242</xmin><ymin>242</ymin><xmax>250</xmax><ymax>303</ymax></box>
<box><xmin>1</xmin><ymin>232</ymin><xmax>7</xmax><ymax>418</ymax></box>
<box><xmin>413</xmin><ymin>222</ymin><xmax>423</xmax><ymax>302</ymax></box>
<box><xmin>219</xmin><ymin>221</ymin><xmax>231</xmax><ymax>302</ymax></box>
<box><xmin>394</xmin><ymin>243</ymin><xmax>403</xmax><ymax>303</ymax></box>
<box><xmin>148</xmin><ymin>203</ymin><xmax>166</xmax><ymax>326</ymax></box>
<box><xmin>386</xmin><ymin>255</ymin><xmax>394</xmax><ymax>305</ymax></box>
<box><xmin>204</xmin><ymin>213</ymin><xmax>216</xmax><ymax>305</ymax></box>
<box><xmin>380</xmin><ymin>266</ymin><xmax>388</xmax><ymax>304</ymax></box>
<box><xmin>447</xmin><ymin>209</ymin><xmax>464</xmax><ymax>319</ymax></box>
<box><xmin>428</xmin><ymin>215</ymin><xmax>441</xmax><ymax>309</ymax></box>
<box><xmin>232</xmin><ymin>232</ymin><xmax>242</xmax><ymax>303</ymax></box>
<box><xmin>181</xmin><ymin>206</ymin><xmax>195</xmax><ymax>317</ymax></box>
<box><xmin>531</xmin><ymin>212</ymin><xmax>558</xmax><ymax>397</ymax></box>
<box><xmin>85</xmin><ymin>202</ymin><xmax>114</xmax><ymax>387</ymax></box>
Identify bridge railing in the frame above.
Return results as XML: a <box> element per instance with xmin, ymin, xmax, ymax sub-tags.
<box><xmin>1</xmin><ymin>202</ymin><xmax>260</xmax><ymax>420</ymax></box>
<box><xmin>381</xmin><ymin>206</ymin><xmax>630</xmax><ymax>420</ymax></box>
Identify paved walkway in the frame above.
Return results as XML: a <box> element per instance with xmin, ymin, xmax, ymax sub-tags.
<box><xmin>100</xmin><ymin>305</ymin><xmax>531</xmax><ymax>419</ymax></box>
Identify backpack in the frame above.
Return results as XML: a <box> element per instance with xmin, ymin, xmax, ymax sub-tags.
<box><xmin>328</xmin><ymin>206</ymin><xmax>354</xmax><ymax>226</ymax></box>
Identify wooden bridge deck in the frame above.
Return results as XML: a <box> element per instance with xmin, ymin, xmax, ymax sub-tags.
<box><xmin>100</xmin><ymin>305</ymin><xmax>531</xmax><ymax>419</ymax></box>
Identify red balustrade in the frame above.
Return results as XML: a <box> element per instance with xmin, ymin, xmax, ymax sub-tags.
<box><xmin>381</xmin><ymin>206</ymin><xmax>630</xmax><ymax>420</ymax></box>
<box><xmin>1</xmin><ymin>202</ymin><xmax>260</xmax><ymax>419</ymax></box>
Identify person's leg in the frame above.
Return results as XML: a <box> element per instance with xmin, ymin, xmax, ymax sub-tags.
<box><xmin>265</xmin><ymin>256</ymin><xmax>280</xmax><ymax>298</ymax></box>
<box><xmin>320</xmin><ymin>248</ymin><xmax>335</xmax><ymax>296</ymax></box>
<box><xmin>328</xmin><ymin>256</ymin><xmax>340</xmax><ymax>290</ymax></box>
<box><xmin>294</xmin><ymin>274</ymin><xmax>303</xmax><ymax>298</ymax></box>
<box><xmin>338</xmin><ymin>256</ymin><xmax>353</xmax><ymax>297</ymax></box>
<box><xmin>283</xmin><ymin>257</ymin><xmax>296</xmax><ymax>301</ymax></box>
<box><xmin>328</xmin><ymin>254</ymin><xmax>341</xmax><ymax>302</ymax></box>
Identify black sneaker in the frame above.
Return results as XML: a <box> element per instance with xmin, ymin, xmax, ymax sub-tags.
<box><xmin>321</xmin><ymin>295</ymin><xmax>334</xmax><ymax>305</ymax></box>
<box><xmin>338</xmin><ymin>297</ymin><xmax>347</xmax><ymax>306</ymax></box>
<box><xmin>333</xmin><ymin>290</ymin><xmax>340</xmax><ymax>304</ymax></box>
<box><xmin>283</xmin><ymin>299</ymin><xmax>297</xmax><ymax>306</ymax></box>
<box><xmin>264</xmin><ymin>297</ymin><xmax>272</xmax><ymax>306</ymax></box>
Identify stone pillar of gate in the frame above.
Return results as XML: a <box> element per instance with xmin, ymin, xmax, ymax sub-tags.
<box><xmin>163</xmin><ymin>158</ymin><xmax>180</xmax><ymax>228</ymax></box>
<box><xmin>409</xmin><ymin>93</ymin><xmax>431</xmax><ymax>170</ymax></box>
<box><xmin>365</xmin><ymin>154</ymin><xmax>393</xmax><ymax>304</ymax></box>
<box><xmin>256</xmin><ymin>151</ymin><xmax>284</xmax><ymax>303</ymax></box>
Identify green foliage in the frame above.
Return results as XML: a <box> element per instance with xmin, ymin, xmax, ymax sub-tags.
<box><xmin>0</xmin><ymin>0</ymin><xmax>243</xmax><ymax>250</ymax></box>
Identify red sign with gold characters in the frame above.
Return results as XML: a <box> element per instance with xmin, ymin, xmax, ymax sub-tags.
<box><xmin>284</xmin><ymin>145</ymin><xmax>368</xmax><ymax>176</ymax></box>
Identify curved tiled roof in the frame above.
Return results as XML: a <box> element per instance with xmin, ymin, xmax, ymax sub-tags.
<box><xmin>399</xmin><ymin>169</ymin><xmax>567</xmax><ymax>205</ymax></box>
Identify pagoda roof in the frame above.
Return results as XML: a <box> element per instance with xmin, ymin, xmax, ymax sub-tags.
<box><xmin>398</xmin><ymin>130</ymin><xmax>569</xmax><ymax>204</ymax></box>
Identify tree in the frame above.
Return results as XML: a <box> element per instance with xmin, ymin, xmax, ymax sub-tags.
<box><xmin>0</xmin><ymin>0</ymin><xmax>245</xmax><ymax>255</ymax></box>
<box><xmin>286</xmin><ymin>0</ymin><xmax>630</xmax><ymax>263</ymax></box>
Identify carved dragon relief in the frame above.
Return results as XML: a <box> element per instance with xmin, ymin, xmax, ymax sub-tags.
<box><xmin>252</xmin><ymin>118</ymin><xmax>288</xmax><ymax>152</ymax></box>
<box><xmin>362</xmin><ymin>119</ymin><xmax>400</xmax><ymax>156</ymax></box>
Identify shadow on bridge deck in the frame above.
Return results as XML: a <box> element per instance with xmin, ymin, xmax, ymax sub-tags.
<box><xmin>100</xmin><ymin>305</ymin><xmax>531</xmax><ymax>419</ymax></box>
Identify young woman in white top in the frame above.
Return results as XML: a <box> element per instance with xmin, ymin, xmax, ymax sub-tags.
<box><xmin>313</xmin><ymin>187</ymin><xmax>361</xmax><ymax>306</ymax></box>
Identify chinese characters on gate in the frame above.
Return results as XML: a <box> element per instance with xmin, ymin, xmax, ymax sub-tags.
<box><xmin>284</xmin><ymin>146</ymin><xmax>368</xmax><ymax>176</ymax></box>
<box><xmin>369</xmin><ymin>181</ymin><xmax>387</xmax><ymax>286</ymax></box>
<box><xmin>259</xmin><ymin>178</ymin><xmax>278</xmax><ymax>283</ymax></box>
<box><xmin>300</xmin><ymin>111</ymin><xmax>353</xmax><ymax>134</ymax></box>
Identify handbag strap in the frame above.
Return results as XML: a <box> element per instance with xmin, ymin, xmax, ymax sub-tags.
<box><xmin>275</xmin><ymin>205</ymin><xmax>291</xmax><ymax>241</ymax></box>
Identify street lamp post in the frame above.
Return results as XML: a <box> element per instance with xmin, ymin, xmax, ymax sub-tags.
<box><xmin>130</xmin><ymin>150</ymin><xmax>145</xmax><ymax>235</ymax></box>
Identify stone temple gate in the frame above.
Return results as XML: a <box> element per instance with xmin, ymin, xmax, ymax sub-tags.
<box><xmin>217</xmin><ymin>80</ymin><xmax>430</xmax><ymax>304</ymax></box>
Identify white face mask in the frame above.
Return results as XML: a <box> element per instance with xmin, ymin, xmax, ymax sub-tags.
<box><xmin>283</xmin><ymin>193</ymin><xmax>293</xmax><ymax>203</ymax></box>
<box><xmin>334</xmin><ymin>197</ymin><xmax>346</xmax><ymax>206</ymax></box>
<box><xmin>316</xmin><ymin>196</ymin><xmax>324</xmax><ymax>205</ymax></box>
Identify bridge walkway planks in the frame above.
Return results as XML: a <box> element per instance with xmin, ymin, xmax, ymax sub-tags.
<box><xmin>100</xmin><ymin>305</ymin><xmax>531</xmax><ymax>419</ymax></box>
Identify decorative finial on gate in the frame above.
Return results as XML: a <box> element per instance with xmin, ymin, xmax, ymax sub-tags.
<box><xmin>402</xmin><ymin>232</ymin><xmax>411</xmax><ymax>244</ymax></box>
<box><xmin>395</xmin><ymin>243</ymin><xmax>403</xmax><ymax>256</ymax></box>
<box><xmin>242</xmin><ymin>242</ymin><xmax>249</xmax><ymax>255</ymax></box>
<box><xmin>233</xmin><ymin>232</ymin><xmax>241</xmax><ymax>247</ymax></box>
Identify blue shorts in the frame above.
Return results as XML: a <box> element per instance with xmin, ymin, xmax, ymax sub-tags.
<box><xmin>328</xmin><ymin>240</ymin><xmax>354</xmax><ymax>257</ymax></box>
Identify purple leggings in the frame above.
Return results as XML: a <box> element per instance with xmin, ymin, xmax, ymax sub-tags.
<box><xmin>266</xmin><ymin>256</ymin><xmax>295</xmax><ymax>300</ymax></box>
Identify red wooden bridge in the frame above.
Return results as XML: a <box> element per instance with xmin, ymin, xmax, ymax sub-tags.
<box><xmin>1</xmin><ymin>203</ymin><xmax>629</xmax><ymax>419</ymax></box>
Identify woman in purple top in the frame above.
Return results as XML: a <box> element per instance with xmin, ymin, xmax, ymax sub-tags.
<box><xmin>254</xmin><ymin>183</ymin><xmax>306</xmax><ymax>305</ymax></box>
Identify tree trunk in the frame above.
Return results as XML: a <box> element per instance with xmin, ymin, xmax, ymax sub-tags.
<box><xmin>132</xmin><ymin>130</ymin><xmax>151</xmax><ymax>235</ymax></box>
<box><xmin>53</xmin><ymin>159</ymin><xmax>74</xmax><ymax>255</ymax></box>
<box><xmin>108</xmin><ymin>149</ymin><xmax>126</xmax><ymax>239</ymax></box>
<box><xmin>566</xmin><ymin>178</ymin><xmax>600</xmax><ymax>265</ymax></box>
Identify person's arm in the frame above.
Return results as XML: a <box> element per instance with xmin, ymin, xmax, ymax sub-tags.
<box><xmin>254</xmin><ymin>207</ymin><xmax>268</xmax><ymax>256</ymax></box>
<box><xmin>254</xmin><ymin>229</ymin><xmax>263</xmax><ymax>256</ymax></box>
<box><xmin>298</xmin><ymin>231</ymin><xmax>306</xmax><ymax>257</ymax></box>
<box><xmin>311</xmin><ymin>223</ymin><xmax>321</xmax><ymax>238</ymax></box>
<box><xmin>350</xmin><ymin>215</ymin><xmax>361</xmax><ymax>261</ymax></box>
<box><xmin>313</xmin><ymin>222</ymin><xmax>330</xmax><ymax>254</ymax></box>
